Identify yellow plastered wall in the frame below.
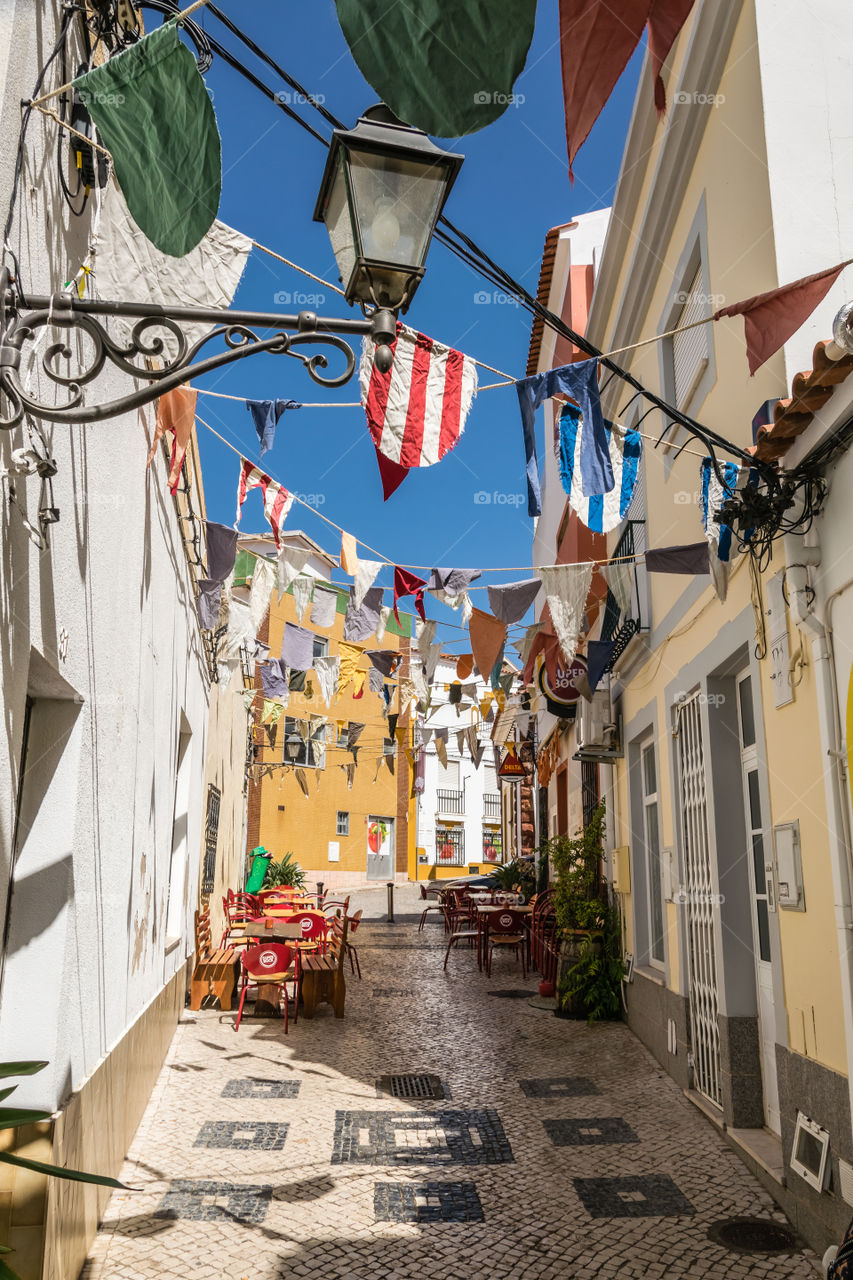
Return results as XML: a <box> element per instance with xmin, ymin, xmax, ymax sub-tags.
<box><xmin>594</xmin><ymin>1</ymin><xmax>843</xmax><ymax>1071</ymax></box>
<box><xmin>252</xmin><ymin>572</ymin><xmax>413</xmax><ymax>880</ymax></box>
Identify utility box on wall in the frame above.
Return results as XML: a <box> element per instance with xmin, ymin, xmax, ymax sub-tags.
<box><xmin>612</xmin><ymin>846</ymin><xmax>631</xmax><ymax>894</ymax></box>
<box><xmin>774</xmin><ymin>821</ymin><xmax>804</xmax><ymax>910</ymax></box>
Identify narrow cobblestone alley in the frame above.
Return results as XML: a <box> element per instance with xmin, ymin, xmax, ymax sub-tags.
<box><xmin>82</xmin><ymin>888</ymin><xmax>818</xmax><ymax>1280</ymax></box>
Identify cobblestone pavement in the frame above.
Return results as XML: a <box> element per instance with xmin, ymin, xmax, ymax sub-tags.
<box><xmin>82</xmin><ymin>886</ymin><xmax>818</xmax><ymax>1279</ymax></box>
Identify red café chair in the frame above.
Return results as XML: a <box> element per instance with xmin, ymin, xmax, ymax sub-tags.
<box><xmin>344</xmin><ymin>909</ymin><xmax>362</xmax><ymax>978</ymax></box>
<box><xmin>322</xmin><ymin>894</ymin><xmax>351</xmax><ymax>921</ymax></box>
<box><xmin>221</xmin><ymin>891</ymin><xmax>260</xmax><ymax>948</ymax></box>
<box><xmin>234</xmin><ymin>943</ymin><xmax>299</xmax><ymax>1034</ymax></box>
<box><xmin>287</xmin><ymin>910</ymin><xmax>329</xmax><ymax>956</ymax></box>
<box><xmin>418</xmin><ymin>883</ymin><xmax>445</xmax><ymax>932</ymax></box>
<box><xmin>443</xmin><ymin>893</ymin><xmax>480</xmax><ymax>971</ymax></box>
<box><xmin>486</xmin><ymin>908</ymin><xmax>528</xmax><ymax>979</ymax></box>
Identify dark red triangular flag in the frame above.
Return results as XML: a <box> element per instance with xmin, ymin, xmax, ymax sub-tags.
<box><xmin>375</xmin><ymin>446</ymin><xmax>409</xmax><ymax>501</ymax></box>
<box><xmin>648</xmin><ymin>0</ymin><xmax>697</xmax><ymax>115</ymax></box>
<box><xmin>715</xmin><ymin>260</ymin><xmax>853</xmax><ymax>376</ymax></box>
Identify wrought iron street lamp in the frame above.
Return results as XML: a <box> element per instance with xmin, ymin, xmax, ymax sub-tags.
<box><xmin>313</xmin><ymin>104</ymin><xmax>462</xmax><ymax>315</ymax></box>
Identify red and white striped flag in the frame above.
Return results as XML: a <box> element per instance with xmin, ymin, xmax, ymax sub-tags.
<box><xmin>360</xmin><ymin>323</ymin><xmax>478</xmax><ymax>469</ymax></box>
<box><xmin>235</xmin><ymin>458</ymin><xmax>294</xmax><ymax>547</ymax></box>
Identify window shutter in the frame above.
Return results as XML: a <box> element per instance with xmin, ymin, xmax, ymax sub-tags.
<box><xmin>672</xmin><ymin>266</ymin><xmax>711</xmax><ymax>409</ymax></box>
<box><xmin>439</xmin><ymin>759</ymin><xmax>460</xmax><ymax>789</ymax></box>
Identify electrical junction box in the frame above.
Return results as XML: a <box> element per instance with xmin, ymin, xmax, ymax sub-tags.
<box><xmin>612</xmin><ymin>845</ymin><xmax>631</xmax><ymax>894</ymax></box>
<box><xmin>661</xmin><ymin>847</ymin><xmax>675</xmax><ymax>902</ymax></box>
<box><xmin>774</xmin><ymin>821</ymin><xmax>804</xmax><ymax>910</ymax></box>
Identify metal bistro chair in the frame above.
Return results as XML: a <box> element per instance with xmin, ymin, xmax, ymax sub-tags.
<box><xmin>485</xmin><ymin>908</ymin><xmax>528</xmax><ymax>979</ymax></box>
<box><xmin>234</xmin><ymin>943</ymin><xmax>299</xmax><ymax>1034</ymax></box>
<box><xmin>418</xmin><ymin>883</ymin><xmax>445</xmax><ymax>932</ymax></box>
<box><xmin>286</xmin><ymin>910</ymin><xmax>329</xmax><ymax>956</ymax></box>
<box><xmin>344</xmin><ymin>909</ymin><xmax>363</xmax><ymax>978</ymax></box>
<box><xmin>443</xmin><ymin>893</ymin><xmax>480</xmax><ymax>971</ymax></box>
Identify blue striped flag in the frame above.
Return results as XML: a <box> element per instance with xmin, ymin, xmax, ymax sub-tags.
<box><xmin>699</xmin><ymin>458</ymin><xmax>739</xmax><ymax>563</ymax></box>
<box><xmin>558</xmin><ymin>403</ymin><xmax>642</xmax><ymax>533</ymax></box>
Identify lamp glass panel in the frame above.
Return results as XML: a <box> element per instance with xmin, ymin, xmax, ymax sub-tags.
<box><xmin>346</xmin><ymin>150</ymin><xmax>448</xmax><ymax>268</ymax></box>
<box><xmin>323</xmin><ymin>151</ymin><xmax>357</xmax><ymax>286</ymax></box>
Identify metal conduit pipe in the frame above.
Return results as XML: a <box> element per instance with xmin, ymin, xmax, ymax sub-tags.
<box><xmin>783</xmin><ymin>530</ymin><xmax>853</xmax><ymax>1120</ymax></box>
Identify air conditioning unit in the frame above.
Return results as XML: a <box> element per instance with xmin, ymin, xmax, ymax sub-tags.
<box><xmin>575</xmin><ymin>690</ymin><xmax>621</xmax><ymax>758</ymax></box>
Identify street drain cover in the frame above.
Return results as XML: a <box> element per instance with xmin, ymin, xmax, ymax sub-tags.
<box><xmin>487</xmin><ymin>989</ymin><xmax>537</xmax><ymax>999</ymax></box>
<box><xmin>376</xmin><ymin>1073</ymin><xmax>445</xmax><ymax>1100</ymax></box>
<box><xmin>708</xmin><ymin>1217</ymin><xmax>798</xmax><ymax>1253</ymax></box>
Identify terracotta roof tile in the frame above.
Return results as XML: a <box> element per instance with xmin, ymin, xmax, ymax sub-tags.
<box><xmin>525</xmin><ymin>224</ymin><xmax>573</xmax><ymax>377</ymax></box>
<box><xmin>754</xmin><ymin>339</ymin><xmax>853</xmax><ymax>462</ymax></box>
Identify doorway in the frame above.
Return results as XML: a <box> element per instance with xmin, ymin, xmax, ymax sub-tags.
<box><xmin>736</xmin><ymin>672</ymin><xmax>781</xmax><ymax>1134</ymax></box>
<box><xmin>367</xmin><ymin>816</ymin><xmax>395</xmax><ymax>880</ymax></box>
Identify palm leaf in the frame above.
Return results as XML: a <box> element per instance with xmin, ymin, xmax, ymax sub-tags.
<box><xmin>0</xmin><ymin>1108</ymin><xmax>52</xmax><ymax>1130</ymax></box>
<box><xmin>0</xmin><ymin>1088</ymin><xmax>18</xmax><ymax>1104</ymax></box>
<box><xmin>0</xmin><ymin>1063</ymin><xmax>47</xmax><ymax>1080</ymax></box>
<box><xmin>0</xmin><ymin>1257</ymin><xmax>21</xmax><ymax>1280</ymax></box>
<box><xmin>0</xmin><ymin>1151</ymin><xmax>129</xmax><ymax>1189</ymax></box>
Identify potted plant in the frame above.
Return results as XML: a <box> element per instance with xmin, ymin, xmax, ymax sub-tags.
<box><xmin>548</xmin><ymin>802</ymin><xmax>624</xmax><ymax>1022</ymax></box>
<box><xmin>263</xmin><ymin>852</ymin><xmax>306</xmax><ymax>890</ymax></box>
<box><xmin>490</xmin><ymin>858</ymin><xmax>536</xmax><ymax>901</ymax></box>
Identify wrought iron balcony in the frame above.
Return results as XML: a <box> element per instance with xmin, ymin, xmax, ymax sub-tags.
<box><xmin>483</xmin><ymin>792</ymin><xmax>501</xmax><ymax>821</ymax></box>
<box><xmin>436</xmin><ymin>788</ymin><xmax>464</xmax><ymax>815</ymax></box>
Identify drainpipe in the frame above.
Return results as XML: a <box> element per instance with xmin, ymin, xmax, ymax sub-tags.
<box><xmin>783</xmin><ymin>531</ymin><xmax>853</xmax><ymax>1117</ymax></box>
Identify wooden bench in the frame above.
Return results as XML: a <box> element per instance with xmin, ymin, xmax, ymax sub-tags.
<box><xmin>300</xmin><ymin>914</ymin><xmax>349</xmax><ymax>1018</ymax></box>
<box><xmin>190</xmin><ymin>908</ymin><xmax>239</xmax><ymax>1011</ymax></box>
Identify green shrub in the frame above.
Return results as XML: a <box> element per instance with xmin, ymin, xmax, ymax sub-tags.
<box><xmin>263</xmin><ymin>852</ymin><xmax>307</xmax><ymax>889</ymax></box>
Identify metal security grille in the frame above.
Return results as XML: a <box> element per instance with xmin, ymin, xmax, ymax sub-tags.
<box><xmin>677</xmin><ymin>694</ymin><xmax>721</xmax><ymax>1106</ymax></box>
<box><xmin>378</xmin><ymin>1074</ymin><xmax>444</xmax><ymax>1100</ymax></box>
<box><xmin>201</xmin><ymin>784</ymin><xmax>221</xmax><ymax>895</ymax></box>
<box><xmin>581</xmin><ymin>761</ymin><xmax>599</xmax><ymax>828</ymax></box>
<box><xmin>436</xmin><ymin>826</ymin><xmax>464</xmax><ymax>865</ymax></box>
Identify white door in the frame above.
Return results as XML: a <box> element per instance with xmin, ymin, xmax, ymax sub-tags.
<box><xmin>737</xmin><ymin>674</ymin><xmax>781</xmax><ymax>1134</ymax></box>
<box><xmin>367</xmin><ymin>816</ymin><xmax>394</xmax><ymax>880</ymax></box>
<box><xmin>677</xmin><ymin>692</ymin><xmax>721</xmax><ymax>1106</ymax></box>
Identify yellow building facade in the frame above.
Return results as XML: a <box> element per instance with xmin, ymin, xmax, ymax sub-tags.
<box><xmin>531</xmin><ymin>0</ymin><xmax>853</xmax><ymax>1255</ymax></box>
<box><xmin>239</xmin><ymin>535</ymin><xmax>415</xmax><ymax>890</ymax></box>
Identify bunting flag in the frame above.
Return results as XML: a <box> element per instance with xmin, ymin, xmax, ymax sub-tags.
<box><xmin>416</xmin><ymin>618</ymin><xmax>438</xmax><ymax>665</ymax></box>
<box><xmin>281</xmin><ymin>623</ymin><xmax>314</xmax><ymax>671</ymax></box>
<box><xmin>393</xmin><ymin>567</ymin><xmax>427</xmax><ymax>624</ymax></box>
<box><xmin>344</xmin><ymin>586</ymin><xmax>384</xmax><ymax>642</ymax></box>
<box><xmin>292</xmin><ymin>575</ymin><xmax>312</xmax><ymax>623</ymax></box>
<box><xmin>261</xmin><ymin>658</ymin><xmax>289</xmax><ymax>701</ymax></box>
<box><xmin>197</xmin><ymin>579</ymin><xmax>223</xmax><ymax>631</ymax></box>
<box><xmin>374</xmin><ymin>447</ymin><xmax>410</xmax><ymax>501</ymax></box>
<box><xmin>516</xmin><ymin>621</ymin><xmax>544</xmax><ymax>665</ymax></box>
<box><xmin>469</xmin><ymin>608</ymin><xmax>508</xmax><ymax>682</ymax></box>
<box><xmin>586</xmin><ymin>639</ymin><xmax>615</xmax><ymax>693</ymax></box>
<box><xmin>147</xmin><ymin>386</ymin><xmax>197</xmax><ymax>494</ymax></box>
<box><xmin>346</xmin><ymin>762</ymin><xmax>356</xmax><ymax>789</ymax></box>
<box><xmin>314</xmin><ymin>655</ymin><xmax>340</xmax><ymax>706</ymax></box>
<box><xmin>205</xmin><ymin>521</ymin><xmax>238</xmax><ymax>582</ymax></box>
<box><xmin>559</xmin><ymin>0</ymin><xmax>696</xmax><ymax>180</ymax></box>
<box><xmin>429</xmin><ymin>568</ymin><xmax>482</xmax><ymax>594</ymax></box>
<box><xmin>310</xmin><ymin>585</ymin><xmax>339</xmax><ymax>629</ymax></box>
<box><xmin>338</xmin><ymin>642</ymin><xmax>363</xmax><ymax>693</ymax></box>
<box><xmin>261</xmin><ymin>699</ymin><xmax>285</xmax><ymax>726</ymax></box>
<box><xmin>73</xmin><ymin>19</ymin><xmax>221</xmax><ymax>257</ymax></box>
<box><xmin>700</xmin><ymin>458</ymin><xmax>739</xmax><ymax>602</ymax></box>
<box><xmin>456</xmin><ymin>731</ymin><xmax>466</xmax><ymax>757</ymax></box>
<box><xmin>360</xmin><ymin>323</ymin><xmax>478</xmax><ymax>470</ymax></box>
<box><xmin>247</xmin><ymin>399</ymin><xmax>300</xmax><ymax>459</ymax></box>
<box><xmin>295</xmin><ymin>768</ymin><xmax>310</xmax><ymax>797</ymax></box>
<box><xmin>435</xmin><ymin>733</ymin><xmax>448</xmax><ymax>768</ymax></box>
<box><xmin>424</xmin><ymin>642</ymin><xmax>442</xmax><ymax>683</ymax></box>
<box><xmin>277</xmin><ymin>546</ymin><xmax>311</xmax><ymax>599</ymax></box>
<box><xmin>353</xmin><ymin>559</ymin><xmax>384</xmax><ymax>609</ymax></box>
<box><xmin>457</xmin><ymin>654</ymin><xmax>474</xmax><ymax>679</ymax></box>
<box><xmin>249</xmin><ymin>556</ymin><xmax>276</xmax><ymax>632</ymax></box>
<box><xmin>376</xmin><ymin>605</ymin><xmax>391</xmax><ymax>642</ymax></box>
<box><xmin>714</xmin><ymin>259</ymin><xmax>853</xmax><ymax>375</ymax></box>
<box><xmin>558</xmin><ymin>403</ymin><xmax>643</xmax><ymax>532</ymax></box>
<box><xmin>368</xmin><ymin>667</ymin><xmax>384</xmax><ymax>694</ymax></box>
<box><xmin>341</xmin><ymin>532</ymin><xmax>359</xmax><ymax>575</ymax></box>
<box><xmin>220</xmin><ymin>597</ymin><xmax>255</xmax><ymax>660</ymax></box>
<box><xmin>516</xmin><ymin>358</ymin><xmax>612</xmax><ymax>516</ymax></box>
<box><xmin>366</xmin><ymin>650</ymin><xmax>400</xmax><ymax>678</ymax></box>
<box><xmin>602</xmin><ymin>562</ymin><xmax>634</xmax><ymax>620</ymax></box>
<box><xmin>236</xmin><ymin>458</ymin><xmax>294</xmax><ymax>547</ymax></box>
<box><xmin>347</xmin><ymin>722</ymin><xmax>365</xmax><ymax>747</ymax></box>
<box><xmin>538</xmin><ymin>563</ymin><xmax>594</xmax><ymax>664</ymax></box>
<box><xmin>645</xmin><ymin>543</ymin><xmax>710</xmax><ymax>575</ymax></box>
<box><xmin>353</xmin><ymin>671</ymin><xmax>366</xmax><ymax>699</ymax></box>
<box><xmin>431</xmin><ymin>588</ymin><xmax>473</xmax><ymax>625</ymax></box>
<box><xmin>487</xmin><ymin>577</ymin><xmax>541</xmax><ymax>624</ymax></box>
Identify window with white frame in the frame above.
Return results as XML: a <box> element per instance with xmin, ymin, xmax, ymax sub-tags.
<box><xmin>666</xmin><ymin>255</ymin><xmax>714</xmax><ymax>415</ymax></box>
<box><xmin>640</xmin><ymin>735</ymin><xmax>665</xmax><ymax>967</ymax></box>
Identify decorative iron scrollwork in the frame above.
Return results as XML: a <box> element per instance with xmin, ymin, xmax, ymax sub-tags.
<box><xmin>0</xmin><ymin>271</ymin><xmax>373</xmax><ymax>428</ymax></box>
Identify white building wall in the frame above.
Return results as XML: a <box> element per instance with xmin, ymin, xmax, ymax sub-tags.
<box><xmin>417</xmin><ymin>658</ymin><xmax>502</xmax><ymax>869</ymax></box>
<box><xmin>0</xmin><ymin>1</ymin><xmax>210</xmax><ymax>1114</ymax></box>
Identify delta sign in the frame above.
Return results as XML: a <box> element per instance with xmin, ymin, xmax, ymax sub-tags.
<box><xmin>538</xmin><ymin>653</ymin><xmax>587</xmax><ymax>718</ymax></box>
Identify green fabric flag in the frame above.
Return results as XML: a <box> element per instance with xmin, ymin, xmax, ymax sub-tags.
<box><xmin>334</xmin><ymin>0</ymin><xmax>537</xmax><ymax>138</ymax></box>
<box><xmin>74</xmin><ymin>20</ymin><xmax>221</xmax><ymax>257</ymax></box>
<box><xmin>245</xmin><ymin>848</ymin><xmax>271</xmax><ymax>893</ymax></box>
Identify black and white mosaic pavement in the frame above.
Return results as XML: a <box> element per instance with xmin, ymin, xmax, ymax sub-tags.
<box><xmin>83</xmin><ymin>883</ymin><xmax>814</xmax><ymax>1280</ymax></box>
<box><xmin>193</xmin><ymin>1120</ymin><xmax>289</xmax><ymax>1150</ymax></box>
<box><xmin>373</xmin><ymin>1181</ymin><xmax>485</xmax><ymax>1223</ymax></box>
<box><xmin>331</xmin><ymin>1109</ymin><xmax>513</xmax><ymax>1165</ymax></box>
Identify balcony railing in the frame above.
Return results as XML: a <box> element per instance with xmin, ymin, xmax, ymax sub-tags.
<box><xmin>437</xmin><ymin>788</ymin><xmax>464</xmax><ymax>815</ymax></box>
<box><xmin>436</xmin><ymin>827</ymin><xmax>465</xmax><ymax>866</ymax></box>
<box><xmin>483</xmin><ymin>792</ymin><xmax>500</xmax><ymax>821</ymax></box>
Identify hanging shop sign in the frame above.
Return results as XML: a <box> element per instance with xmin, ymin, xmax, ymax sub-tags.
<box><xmin>538</xmin><ymin>653</ymin><xmax>587</xmax><ymax>719</ymax></box>
<box><xmin>499</xmin><ymin>747</ymin><xmax>527</xmax><ymax>780</ymax></box>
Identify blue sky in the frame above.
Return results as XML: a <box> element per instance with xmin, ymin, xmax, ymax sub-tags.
<box><xmin>192</xmin><ymin>2</ymin><xmax>640</xmax><ymax>642</ymax></box>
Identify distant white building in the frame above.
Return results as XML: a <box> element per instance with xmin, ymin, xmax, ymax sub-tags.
<box><xmin>416</xmin><ymin>656</ymin><xmax>503</xmax><ymax>875</ymax></box>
